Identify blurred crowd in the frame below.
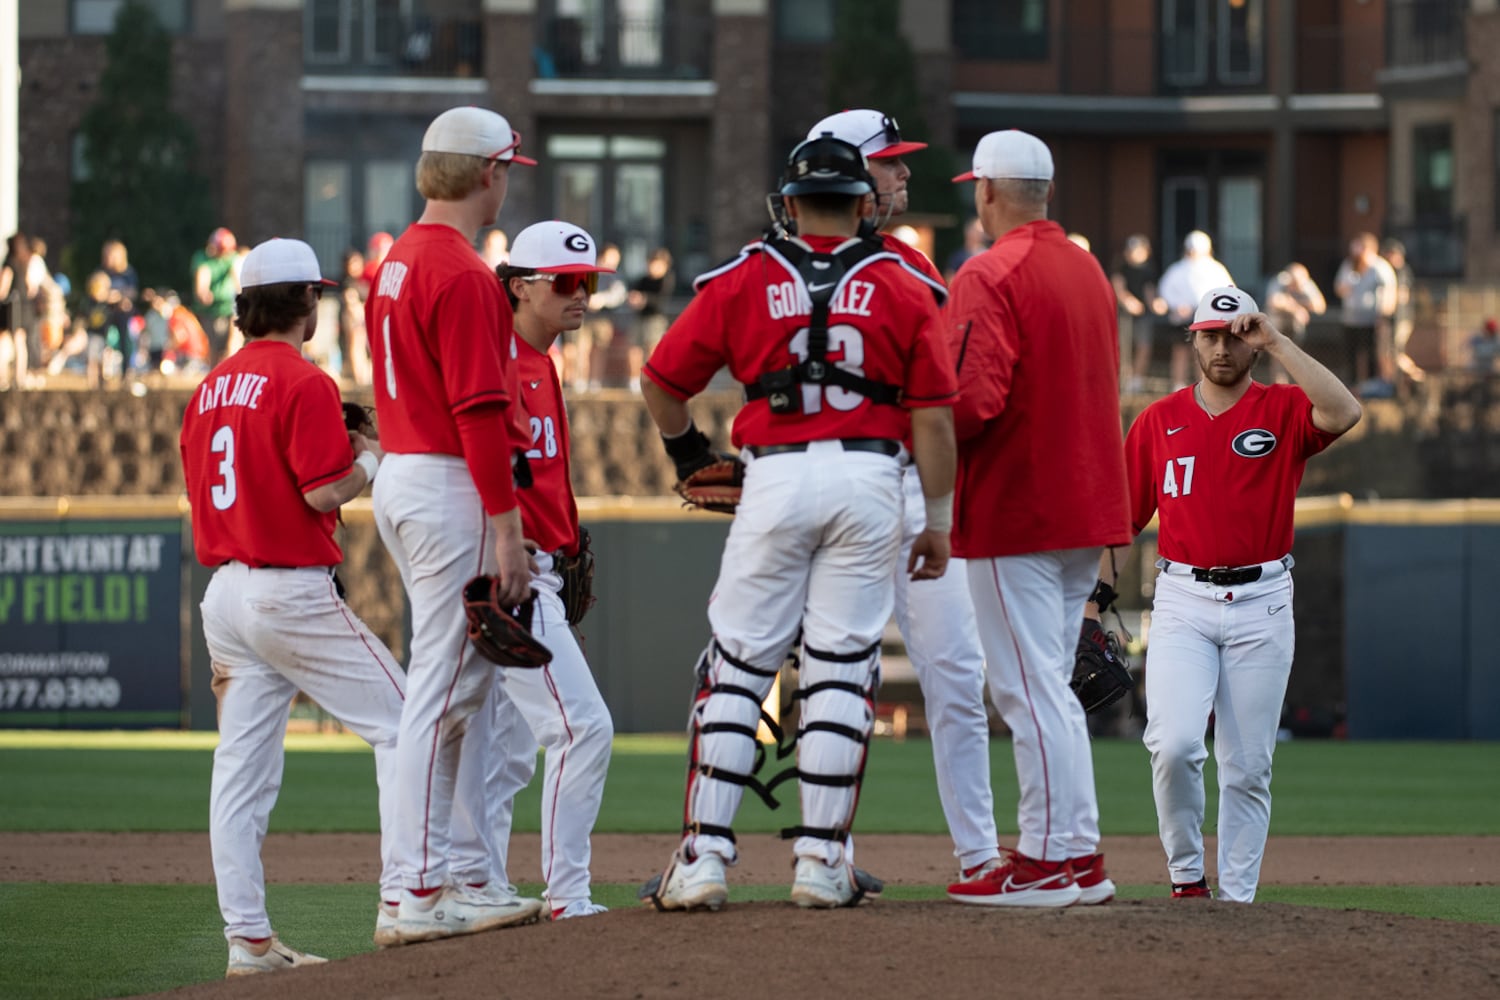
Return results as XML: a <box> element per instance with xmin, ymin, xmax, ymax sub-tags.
<box><xmin>7</xmin><ymin>220</ymin><xmax>1496</xmax><ymax>396</ymax></box>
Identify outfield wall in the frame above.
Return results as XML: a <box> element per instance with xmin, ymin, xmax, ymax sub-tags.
<box><xmin>0</xmin><ymin>495</ymin><xmax>1495</xmax><ymax>738</ymax></box>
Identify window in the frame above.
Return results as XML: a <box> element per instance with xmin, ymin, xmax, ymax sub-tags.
<box><xmin>544</xmin><ymin>133</ymin><xmax>668</xmax><ymax>280</ymax></box>
<box><xmin>952</xmin><ymin>0</ymin><xmax>1048</xmax><ymax>60</ymax></box>
<box><xmin>1162</xmin><ymin>0</ymin><xmax>1264</xmax><ymax>90</ymax></box>
<box><xmin>776</xmin><ymin>0</ymin><xmax>834</xmax><ymax>43</ymax></box>
<box><xmin>1162</xmin><ymin>151</ymin><xmax>1266</xmax><ymax>294</ymax></box>
<box><xmin>73</xmin><ymin>0</ymin><xmax>187</xmax><ymax>34</ymax></box>
<box><xmin>1413</xmin><ymin>124</ymin><xmax>1454</xmax><ymax>220</ymax></box>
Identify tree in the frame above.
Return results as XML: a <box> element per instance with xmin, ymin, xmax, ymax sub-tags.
<box><xmin>68</xmin><ymin>0</ymin><xmax>213</xmax><ymax>291</ymax></box>
<box><xmin>825</xmin><ymin>0</ymin><xmax>963</xmax><ymax>258</ymax></box>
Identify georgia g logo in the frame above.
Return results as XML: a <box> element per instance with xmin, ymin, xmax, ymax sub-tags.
<box><xmin>564</xmin><ymin>232</ymin><xmax>592</xmax><ymax>253</ymax></box>
<box><xmin>1232</xmin><ymin>428</ymin><xmax>1277</xmax><ymax>458</ymax></box>
<box><xmin>1211</xmin><ymin>292</ymin><xmax>1241</xmax><ymax>313</ymax></box>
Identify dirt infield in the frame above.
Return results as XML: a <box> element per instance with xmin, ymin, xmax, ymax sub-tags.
<box><xmin>7</xmin><ymin>833</ymin><xmax>1497</xmax><ymax>999</ymax></box>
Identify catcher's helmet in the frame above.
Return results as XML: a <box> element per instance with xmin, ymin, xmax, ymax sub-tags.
<box><xmin>779</xmin><ymin>134</ymin><xmax>874</xmax><ymax>198</ymax></box>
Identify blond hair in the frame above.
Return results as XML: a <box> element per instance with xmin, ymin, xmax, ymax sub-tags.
<box><xmin>416</xmin><ymin>152</ymin><xmax>489</xmax><ymax>201</ymax></box>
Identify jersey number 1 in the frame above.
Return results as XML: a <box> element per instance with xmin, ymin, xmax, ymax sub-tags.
<box><xmin>1162</xmin><ymin>456</ymin><xmax>1195</xmax><ymax>498</ymax></box>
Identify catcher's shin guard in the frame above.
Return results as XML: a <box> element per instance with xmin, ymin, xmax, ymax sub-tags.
<box><xmin>770</xmin><ymin>640</ymin><xmax>879</xmax><ymax>882</ymax></box>
<box><xmin>677</xmin><ymin>640</ymin><xmax>786</xmax><ymax>859</ymax></box>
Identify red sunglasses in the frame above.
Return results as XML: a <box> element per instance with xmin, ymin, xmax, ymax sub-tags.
<box><xmin>519</xmin><ymin>272</ymin><xmax>599</xmax><ymax>296</ymax></box>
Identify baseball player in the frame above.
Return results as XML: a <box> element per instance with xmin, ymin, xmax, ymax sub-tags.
<box><xmin>365</xmin><ymin>105</ymin><xmax>545</xmax><ymax>946</ymax></box>
<box><xmin>944</xmin><ymin>130</ymin><xmax>1131</xmax><ymax>908</ymax></box>
<box><xmin>452</xmin><ymin>220</ymin><xmax>615</xmax><ymax>920</ymax></box>
<box><xmin>180</xmin><ymin>238</ymin><xmax>405</xmax><ymax>975</ymax></box>
<box><xmin>1091</xmin><ymin>286</ymin><xmax>1361</xmax><ymax>901</ymax></box>
<box><xmin>641</xmin><ymin>135</ymin><xmax>957</xmax><ymax>910</ymax></box>
<box><xmin>805</xmin><ymin>109</ymin><xmax>1000</xmax><ymax>882</ymax></box>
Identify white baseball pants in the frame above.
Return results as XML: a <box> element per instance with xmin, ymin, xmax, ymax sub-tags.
<box><xmin>452</xmin><ymin>555</ymin><xmax>614</xmax><ymax>910</ymax></box>
<box><xmin>373</xmin><ymin>452</ymin><xmax>498</xmax><ymax>891</ymax></box>
<box><xmin>686</xmin><ymin>442</ymin><xmax>903</xmax><ymax>868</ymax></box>
<box><xmin>1143</xmin><ymin>562</ymin><xmax>1295</xmax><ymax>902</ymax></box>
<box><xmin>202</xmin><ymin>562</ymin><xmax>406</xmax><ymax>940</ymax></box>
<box><xmin>892</xmin><ymin>466</ymin><xmax>997</xmax><ymax>869</ymax></box>
<box><xmin>966</xmin><ymin>548</ymin><xmax>1103</xmax><ymax>862</ymax></box>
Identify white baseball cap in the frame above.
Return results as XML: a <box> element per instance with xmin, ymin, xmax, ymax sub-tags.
<box><xmin>508</xmin><ymin>221</ymin><xmax>615</xmax><ymax>274</ymax></box>
<box><xmin>239</xmin><ymin>239</ymin><xmax>337</xmax><ymax>289</ymax></box>
<box><xmin>422</xmin><ymin>106</ymin><xmax>537</xmax><ymax>166</ymax></box>
<box><xmin>1190</xmin><ymin>286</ymin><xmax>1259</xmax><ymax>331</ymax></box>
<box><xmin>1184</xmin><ymin>230</ymin><xmax>1212</xmax><ymax>254</ymax></box>
<box><xmin>806</xmin><ymin>109</ymin><xmax>928</xmax><ymax>159</ymax></box>
<box><xmin>952</xmin><ymin>129</ymin><xmax>1054</xmax><ymax>183</ymax></box>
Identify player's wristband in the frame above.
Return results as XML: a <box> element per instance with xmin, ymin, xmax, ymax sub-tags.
<box><xmin>923</xmin><ymin>492</ymin><xmax>954</xmax><ymax>533</ymax></box>
<box><xmin>661</xmin><ymin>420</ymin><xmax>713</xmax><ymax>480</ymax></box>
<box><xmin>355</xmin><ymin>451</ymin><xmax>379</xmax><ymax>484</ymax></box>
<box><xmin>1089</xmin><ymin>578</ymin><xmax>1118</xmax><ymax>611</ymax></box>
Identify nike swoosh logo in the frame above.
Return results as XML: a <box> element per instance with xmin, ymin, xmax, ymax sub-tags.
<box><xmin>529</xmin><ymin>380</ymin><xmax>541</xmax><ymax>389</ymax></box>
<box><xmin>1003</xmin><ymin>870</ymin><xmax>1074</xmax><ymax>893</ymax></box>
<box><xmin>1269</xmin><ymin>604</ymin><xmax>1287</xmax><ymax>615</ymax></box>
<box><xmin>1167</xmin><ymin>426</ymin><xmax>1186</xmax><ymax>435</ymax></box>
<box><xmin>807</xmin><ymin>282</ymin><xmax>836</xmax><ymax>293</ymax></box>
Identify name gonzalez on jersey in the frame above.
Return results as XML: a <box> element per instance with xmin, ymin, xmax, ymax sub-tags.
<box><xmin>766</xmin><ymin>279</ymin><xmax>876</xmax><ymax>319</ymax></box>
<box><xmin>1231</xmin><ymin>428</ymin><xmax>1277</xmax><ymax>457</ymax></box>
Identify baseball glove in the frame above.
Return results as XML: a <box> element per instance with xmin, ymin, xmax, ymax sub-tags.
<box><xmin>557</xmin><ymin>527</ymin><xmax>597</xmax><ymax>626</ymax></box>
<box><xmin>343</xmin><ymin>402</ymin><xmax>376</xmax><ymax>436</ymax></box>
<box><xmin>462</xmin><ymin>576</ymin><xmax>552</xmax><ymax>668</ymax></box>
<box><xmin>673</xmin><ymin>457</ymin><xmax>745</xmax><ymax>515</ymax></box>
<box><xmin>1071</xmin><ymin>617</ymin><xmax>1134</xmax><ymax>714</ymax></box>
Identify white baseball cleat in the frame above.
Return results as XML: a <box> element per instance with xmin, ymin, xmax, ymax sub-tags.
<box><xmin>394</xmin><ymin>883</ymin><xmax>544</xmax><ymax>944</ymax></box>
<box><xmin>225</xmin><ymin>935</ymin><xmax>327</xmax><ymax>977</ymax></box>
<box><xmin>641</xmin><ymin>850</ymin><xmax>729</xmax><ymax>911</ymax></box>
<box><xmin>551</xmin><ymin>899</ymin><xmax>610</xmax><ymax>920</ymax></box>
<box><xmin>373</xmin><ymin>901</ymin><xmax>401</xmax><ymax>948</ymax></box>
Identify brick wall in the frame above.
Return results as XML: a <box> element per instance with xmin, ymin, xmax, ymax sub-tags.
<box><xmin>223</xmin><ymin>8</ymin><xmax>302</xmax><ymax>244</ymax></box>
<box><xmin>709</xmin><ymin>16</ymin><xmax>772</xmax><ymax>260</ymax></box>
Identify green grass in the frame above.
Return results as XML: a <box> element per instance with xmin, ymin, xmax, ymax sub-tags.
<box><xmin>1</xmin><ymin>732</ymin><xmax>1497</xmax><ymax>1000</ymax></box>
<box><xmin>2</xmin><ymin>734</ymin><xmax>1498</xmax><ymax>836</ymax></box>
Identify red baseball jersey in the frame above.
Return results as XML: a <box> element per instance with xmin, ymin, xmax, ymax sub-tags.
<box><xmin>514</xmin><ymin>337</ymin><xmax>579</xmax><ymax>556</ymax></box>
<box><xmin>946</xmin><ymin>219</ymin><xmax>1132</xmax><ymax>558</ymax></box>
<box><xmin>180</xmin><ymin>340</ymin><xmax>350</xmax><ymax>568</ymax></box>
<box><xmin>1125</xmin><ymin>382</ymin><xmax>1342</xmax><ymax>567</ymax></box>
<box><xmin>883</xmin><ymin>233</ymin><xmax>945</xmax><ymax>287</ymax></box>
<box><xmin>644</xmin><ymin>234</ymin><xmax>957</xmax><ymax>448</ymax></box>
<box><xmin>366</xmin><ymin>223</ymin><xmax>518</xmax><ymax>457</ymax></box>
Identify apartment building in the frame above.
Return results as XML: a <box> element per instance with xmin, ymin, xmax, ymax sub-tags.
<box><xmin>11</xmin><ymin>0</ymin><xmax>1497</xmax><ymax>292</ymax></box>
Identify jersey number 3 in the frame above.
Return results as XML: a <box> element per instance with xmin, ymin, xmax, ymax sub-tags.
<box><xmin>210</xmin><ymin>425</ymin><xmax>237</xmax><ymax>510</ymax></box>
<box><xmin>1162</xmin><ymin>456</ymin><xmax>1195</xmax><ymax>498</ymax></box>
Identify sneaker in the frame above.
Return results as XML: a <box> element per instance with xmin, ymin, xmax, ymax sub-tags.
<box><xmin>395</xmin><ymin>883</ymin><xmax>544</xmax><ymax>944</ymax></box>
<box><xmin>946</xmin><ymin>851</ymin><xmax>1082</xmax><ymax>908</ymax></box>
<box><xmin>639</xmin><ymin>850</ymin><xmax>729</xmax><ymax>911</ymax></box>
<box><xmin>791</xmin><ymin>857</ymin><xmax>861</xmax><ymax>909</ymax></box>
<box><xmin>373</xmin><ymin>901</ymin><xmax>401</xmax><ymax>948</ymax></box>
<box><xmin>1070</xmin><ymin>853</ymin><xmax>1116</xmax><ymax>905</ymax></box>
<box><xmin>957</xmin><ymin>855</ymin><xmax>1005</xmax><ymax>883</ymax></box>
<box><xmin>552</xmin><ymin>900</ymin><xmax>609</xmax><ymax>920</ymax></box>
<box><xmin>225</xmin><ymin>936</ymin><xmax>327</xmax><ymax>977</ymax></box>
<box><xmin>1171</xmin><ymin>877</ymin><xmax>1214</xmax><ymax>899</ymax></box>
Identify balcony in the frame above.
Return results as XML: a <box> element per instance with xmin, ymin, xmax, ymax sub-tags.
<box><xmin>535</xmin><ymin>14</ymin><xmax>711</xmax><ymax>79</ymax></box>
<box><xmin>1388</xmin><ymin>214</ymin><xmax>1465</xmax><ymax>279</ymax></box>
<box><xmin>305</xmin><ymin>8</ymin><xmax>484</xmax><ymax>78</ymax></box>
<box><xmin>1386</xmin><ymin>0</ymin><xmax>1465</xmax><ymax>70</ymax></box>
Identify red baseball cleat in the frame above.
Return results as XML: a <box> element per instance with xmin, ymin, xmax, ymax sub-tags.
<box><xmin>1069</xmin><ymin>853</ymin><xmax>1116</xmax><ymax>904</ymax></box>
<box><xmin>1171</xmin><ymin>878</ymin><xmax>1214</xmax><ymax>899</ymax></box>
<box><xmin>946</xmin><ymin>850</ymin><xmax>1082</xmax><ymax>908</ymax></box>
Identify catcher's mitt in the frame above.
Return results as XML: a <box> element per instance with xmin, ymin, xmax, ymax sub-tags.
<box><xmin>1071</xmin><ymin>618</ymin><xmax>1134</xmax><ymax>714</ymax></box>
<box><xmin>558</xmin><ymin>527</ymin><xmax>597</xmax><ymax>626</ymax></box>
<box><xmin>343</xmin><ymin>402</ymin><xmax>376</xmax><ymax>436</ymax></box>
<box><xmin>462</xmin><ymin>576</ymin><xmax>552</xmax><ymax>668</ymax></box>
<box><xmin>673</xmin><ymin>457</ymin><xmax>744</xmax><ymax>515</ymax></box>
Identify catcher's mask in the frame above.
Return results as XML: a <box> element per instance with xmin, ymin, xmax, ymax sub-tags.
<box><xmin>779</xmin><ymin>135</ymin><xmax>875</xmax><ymax>199</ymax></box>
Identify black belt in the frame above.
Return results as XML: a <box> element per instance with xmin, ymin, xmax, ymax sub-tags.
<box><xmin>1190</xmin><ymin>565</ymin><xmax>1263</xmax><ymax>586</ymax></box>
<box><xmin>746</xmin><ymin>438</ymin><xmax>902</xmax><ymax>459</ymax></box>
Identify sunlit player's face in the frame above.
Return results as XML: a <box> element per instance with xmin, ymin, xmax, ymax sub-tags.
<box><xmin>1193</xmin><ymin>328</ymin><xmax>1257</xmax><ymax>387</ymax></box>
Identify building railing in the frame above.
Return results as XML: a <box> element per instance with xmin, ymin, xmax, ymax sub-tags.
<box><xmin>304</xmin><ymin>13</ymin><xmax>484</xmax><ymax>78</ymax></box>
<box><xmin>534</xmin><ymin>14</ymin><xmax>711</xmax><ymax>79</ymax></box>
<box><xmin>1386</xmin><ymin>0</ymin><xmax>1465</xmax><ymax>69</ymax></box>
<box><xmin>1388</xmin><ymin>214</ymin><xmax>1466</xmax><ymax>279</ymax></box>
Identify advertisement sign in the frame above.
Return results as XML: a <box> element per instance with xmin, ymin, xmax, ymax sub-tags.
<box><xmin>0</xmin><ymin>519</ymin><xmax>182</xmax><ymax>728</ymax></box>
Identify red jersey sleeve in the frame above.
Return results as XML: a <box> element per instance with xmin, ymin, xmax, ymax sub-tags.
<box><xmin>1281</xmin><ymin>386</ymin><xmax>1343</xmax><ymax>459</ymax></box>
<box><xmin>1123</xmin><ymin>408</ymin><xmax>1159</xmax><ymax>538</ymax></box>
<box><xmin>902</xmin><ymin>297</ymin><xmax>958</xmax><ymax>407</ymax></box>
<box><xmin>643</xmin><ymin>287</ymin><xmax>727</xmax><ymax>400</ymax></box>
<box><xmin>946</xmin><ymin>269</ymin><xmax>1019</xmax><ymax>442</ymax></box>
<box><xmin>285</xmin><ymin>371</ymin><xmax>356</xmax><ymax>493</ymax></box>
<box><xmin>437</xmin><ymin>269</ymin><xmax>513</xmax><ymax>415</ymax></box>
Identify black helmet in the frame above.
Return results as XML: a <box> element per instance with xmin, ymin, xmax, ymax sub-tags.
<box><xmin>779</xmin><ymin>134</ymin><xmax>874</xmax><ymax>198</ymax></box>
